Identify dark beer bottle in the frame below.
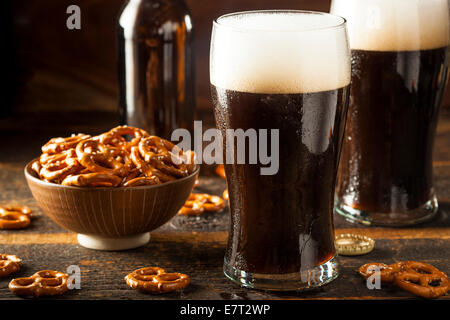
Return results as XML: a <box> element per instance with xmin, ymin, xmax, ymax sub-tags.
<box><xmin>117</xmin><ymin>0</ymin><xmax>195</xmax><ymax>139</ymax></box>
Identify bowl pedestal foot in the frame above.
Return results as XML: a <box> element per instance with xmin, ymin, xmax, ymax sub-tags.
<box><xmin>77</xmin><ymin>233</ymin><xmax>150</xmax><ymax>251</ymax></box>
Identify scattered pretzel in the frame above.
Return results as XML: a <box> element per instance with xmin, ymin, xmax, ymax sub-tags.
<box><xmin>9</xmin><ymin>270</ymin><xmax>69</xmax><ymax>297</ymax></box>
<box><xmin>125</xmin><ymin>267</ymin><xmax>190</xmax><ymax>294</ymax></box>
<box><xmin>0</xmin><ymin>254</ymin><xmax>22</xmax><ymax>277</ymax></box>
<box><xmin>31</xmin><ymin>126</ymin><xmax>196</xmax><ymax>188</ymax></box>
<box><xmin>178</xmin><ymin>193</ymin><xmax>225</xmax><ymax>216</ymax></box>
<box><xmin>358</xmin><ymin>261</ymin><xmax>449</xmax><ymax>299</ymax></box>
<box><xmin>178</xmin><ymin>199</ymin><xmax>205</xmax><ymax>216</ymax></box>
<box><xmin>0</xmin><ymin>211</ymin><xmax>31</xmax><ymax>230</ymax></box>
<box><xmin>215</xmin><ymin>164</ymin><xmax>226</xmax><ymax>179</ymax></box>
<box><xmin>0</xmin><ymin>206</ymin><xmax>32</xmax><ymax>218</ymax></box>
<box><xmin>359</xmin><ymin>262</ymin><xmax>404</xmax><ymax>283</ymax></box>
<box><xmin>395</xmin><ymin>261</ymin><xmax>450</xmax><ymax>299</ymax></box>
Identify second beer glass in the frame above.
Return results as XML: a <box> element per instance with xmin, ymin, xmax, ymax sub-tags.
<box><xmin>331</xmin><ymin>0</ymin><xmax>450</xmax><ymax>226</ymax></box>
<box><xmin>210</xmin><ymin>11</ymin><xmax>351</xmax><ymax>290</ymax></box>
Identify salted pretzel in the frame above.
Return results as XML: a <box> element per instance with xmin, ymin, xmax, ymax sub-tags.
<box><xmin>130</xmin><ymin>146</ymin><xmax>176</xmax><ymax>182</ymax></box>
<box><xmin>121</xmin><ymin>168</ymin><xmax>142</xmax><ymax>185</ymax></box>
<box><xmin>139</xmin><ymin>136</ymin><xmax>190</xmax><ymax>178</ymax></box>
<box><xmin>40</xmin><ymin>148</ymin><xmax>77</xmax><ymax>166</ymax></box>
<box><xmin>100</xmin><ymin>125</ymin><xmax>148</xmax><ymax>150</ymax></box>
<box><xmin>78</xmin><ymin>152</ymin><xmax>128</xmax><ymax>177</ymax></box>
<box><xmin>40</xmin><ymin>157</ymin><xmax>81</xmax><ymax>182</ymax></box>
<box><xmin>34</xmin><ymin>126</ymin><xmax>196</xmax><ymax>188</ymax></box>
<box><xmin>62</xmin><ymin>172</ymin><xmax>122</xmax><ymax>187</ymax></box>
<box><xmin>9</xmin><ymin>270</ymin><xmax>69</xmax><ymax>297</ymax></box>
<box><xmin>394</xmin><ymin>261</ymin><xmax>449</xmax><ymax>299</ymax></box>
<box><xmin>215</xmin><ymin>164</ymin><xmax>226</xmax><ymax>179</ymax></box>
<box><xmin>358</xmin><ymin>261</ymin><xmax>449</xmax><ymax>299</ymax></box>
<box><xmin>125</xmin><ymin>267</ymin><xmax>190</xmax><ymax>294</ymax></box>
<box><xmin>178</xmin><ymin>199</ymin><xmax>205</xmax><ymax>216</ymax></box>
<box><xmin>123</xmin><ymin>176</ymin><xmax>161</xmax><ymax>187</ymax></box>
<box><xmin>41</xmin><ymin>134</ymin><xmax>90</xmax><ymax>154</ymax></box>
<box><xmin>0</xmin><ymin>254</ymin><xmax>22</xmax><ymax>277</ymax></box>
<box><xmin>0</xmin><ymin>211</ymin><xmax>31</xmax><ymax>230</ymax></box>
<box><xmin>178</xmin><ymin>193</ymin><xmax>225</xmax><ymax>216</ymax></box>
<box><xmin>75</xmin><ymin>139</ymin><xmax>109</xmax><ymax>158</ymax></box>
<box><xmin>0</xmin><ymin>206</ymin><xmax>32</xmax><ymax>218</ymax></box>
<box><xmin>358</xmin><ymin>262</ymin><xmax>404</xmax><ymax>283</ymax></box>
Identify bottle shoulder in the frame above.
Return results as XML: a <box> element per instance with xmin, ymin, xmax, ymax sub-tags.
<box><xmin>119</xmin><ymin>0</ymin><xmax>191</xmax><ymax>29</ymax></box>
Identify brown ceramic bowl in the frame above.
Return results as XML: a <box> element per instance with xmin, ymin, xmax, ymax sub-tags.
<box><xmin>24</xmin><ymin>159</ymin><xmax>199</xmax><ymax>251</ymax></box>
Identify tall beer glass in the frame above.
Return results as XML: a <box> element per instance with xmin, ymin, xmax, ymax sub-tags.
<box><xmin>210</xmin><ymin>11</ymin><xmax>351</xmax><ymax>290</ymax></box>
<box><xmin>331</xmin><ymin>0</ymin><xmax>450</xmax><ymax>226</ymax></box>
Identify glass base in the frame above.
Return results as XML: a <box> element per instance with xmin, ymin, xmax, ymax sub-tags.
<box><xmin>223</xmin><ymin>255</ymin><xmax>339</xmax><ymax>291</ymax></box>
<box><xmin>335</xmin><ymin>194</ymin><xmax>438</xmax><ymax>227</ymax></box>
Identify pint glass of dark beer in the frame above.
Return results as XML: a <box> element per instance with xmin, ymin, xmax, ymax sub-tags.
<box><xmin>331</xmin><ymin>0</ymin><xmax>450</xmax><ymax>226</ymax></box>
<box><xmin>210</xmin><ymin>11</ymin><xmax>351</xmax><ymax>290</ymax></box>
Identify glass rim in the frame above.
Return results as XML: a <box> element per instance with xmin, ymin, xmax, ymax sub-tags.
<box><xmin>213</xmin><ymin>10</ymin><xmax>347</xmax><ymax>33</ymax></box>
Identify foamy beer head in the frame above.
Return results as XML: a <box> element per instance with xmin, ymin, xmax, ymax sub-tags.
<box><xmin>331</xmin><ymin>0</ymin><xmax>450</xmax><ymax>51</ymax></box>
<box><xmin>210</xmin><ymin>11</ymin><xmax>351</xmax><ymax>94</ymax></box>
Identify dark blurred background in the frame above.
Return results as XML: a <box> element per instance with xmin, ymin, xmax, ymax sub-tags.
<box><xmin>4</xmin><ymin>0</ymin><xmax>450</xmax><ymax>133</ymax></box>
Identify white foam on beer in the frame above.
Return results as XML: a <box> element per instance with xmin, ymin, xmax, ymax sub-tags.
<box><xmin>210</xmin><ymin>12</ymin><xmax>351</xmax><ymax>94</ymax></box>
<box><xmin>331</xmin><ymin>0</ymin><xmax>450</xmax><ymax>51</ymax></box>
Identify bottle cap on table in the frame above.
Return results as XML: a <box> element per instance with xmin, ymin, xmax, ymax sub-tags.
<box><xmin>335</xmin><ymin>233</ymin><xmax>375</xmax><ymax>256</ymax></box>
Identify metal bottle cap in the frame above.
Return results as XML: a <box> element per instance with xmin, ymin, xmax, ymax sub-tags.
<box><xmin>335</xmin><ymin>233</ymin><xmax>375</xmax><ymax>256</ymax></box>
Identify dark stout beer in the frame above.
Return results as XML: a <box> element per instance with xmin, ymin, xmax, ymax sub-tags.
<box><xmin>332</xmin><ymin>0</ymin><xmax>450</xmax><ymax>225</ymax></box>
<box><xmin>212</xmin><ymin>85</ymin><xmax>349</xmax><ymax>274</ymax></box>
<box><xmin>210</xmin><ymin>11</ymin><xmax>351</xmax><ymax>289</ymax></box>
<box><xmin>338</xmin><ymin>47</ymin><xmax>448</xmax><ymax>214</ymax></box>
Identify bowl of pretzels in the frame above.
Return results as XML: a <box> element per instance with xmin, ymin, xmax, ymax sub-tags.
<box><xmin>24</xmin><ymin>126</ymin><xmax>199</xmax><ymax>251</ymax></box>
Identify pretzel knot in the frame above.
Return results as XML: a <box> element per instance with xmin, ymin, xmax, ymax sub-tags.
<box><xmin>0</xmin><ymin>206</ymin><xmax>32</xmax><ymax>218</ymax></box>
<box><xmin>62</xmin><ymin>172</ymin><xmax>123</xmax><ymax>187</ymax></box>
<box><xmin>41</xmin><ymin>134</ymin><xmax>90</xmax><ymax>154</ymax></box>
<box><xmin>0</xmin><ymin>254</ymin><xmax>22</xmax><ymax>277</ymax></box>
<box><xmin>178</xmin><ymin>193</ymin><xmax>225</xmax><ymax>216</ymax></box>
<box><xmin>125</xmin><ymin>267</ymin><xmax>190</xmax><ymax>293</ymax></box>
<box><xmin>358</xmin><ymin>262</ymin><xmax>404</xmax><ymax>283</ymax></box>
<box><xmin>122</xmin><ymin>176</ymin><xmax>161</xmax><ymax>187</ymax></box>
<box><xmin>138</xmin><ymin>136</ymin><xmax>191</xmax><ymax>178</ymax></box>
<box><xmin>359</xmin><ymin>261</ymin><xmax>449</xmax><ymax>298</ymax></box>
<box><xmin>394</xmin><ymin>261</ymin><xmax>450</xmax><ymax>299</ymax></box>
<box><xmin>76</xmin><ymin>139</ymin><xmax>129</xmax><ymax>177</ymax></box>
<box><xmin>100</xmin><ymin>125</ymin><xmax>149</xmax><ymax>150</ymax></box>
<box><xmin>0</xmin><ymin>211</ymin><xmax>31</xmax><ymax>230</ymax></box>
<box><xmin>9</xmin><ymin>270</ymin><xmax>69</xmax><ymax>297</ymax></box>
<box><xmin>40</xmin><ymin>157</ymin><xmax>81</xmax><ymax>182</ymax></box>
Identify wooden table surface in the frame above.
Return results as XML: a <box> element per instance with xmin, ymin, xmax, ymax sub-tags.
<box><xmin>0</xmin><ymin>110</ymin><xmax>449</xmax><ymax>300</ymax></box>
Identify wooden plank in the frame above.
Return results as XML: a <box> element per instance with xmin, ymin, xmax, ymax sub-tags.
<box><xmin>0</xmin><ymin>239</ymin><xmax>448</xmax><ymax>300</ymax></box>
<box><xmin>1</xmin><ymin>227</ymin><xmax>449</xmax><ymax>246</ymax></box>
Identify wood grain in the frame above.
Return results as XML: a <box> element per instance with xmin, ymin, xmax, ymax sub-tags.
<box><xmin>1</xmin><ymin>227</ymin><xmax>449</xmax><ymax>246</ymax></box>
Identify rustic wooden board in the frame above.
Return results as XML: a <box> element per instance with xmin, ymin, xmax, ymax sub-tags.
<box><xmin>0</xmin><ymin>235</ymin><xmax>448</xmax><ymax>300</ymax></box>
<box><xmin>0</xmin><ymin>110</ymin><xmax>449</xmax><ymax>300</ymax></box>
